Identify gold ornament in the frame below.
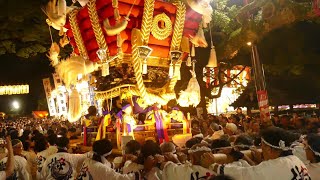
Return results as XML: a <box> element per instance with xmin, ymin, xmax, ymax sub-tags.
<box><xmin>151</xmin><ymin>13</ymin><xmax>172</xmax><ymax>40</ymax></box>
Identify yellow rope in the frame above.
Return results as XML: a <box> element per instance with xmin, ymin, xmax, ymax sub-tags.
<box><xmin>87</xmin><ymin>0</ymin><xmax>113</xmax><ymax>64</ymax></box>
<box><xmin>69</xmin><ymin>9</ymin><xmax>89</xmax><ymax>59</ymax></box>
<box><xmin>170</xmin><ymin>2</ymin><xmax>186</xmax><ymax>51</ymax></box>
<box><xmin>140</xmin><ymin>0</ymin><xmax>155</xmax><ymax>44</ymax></box>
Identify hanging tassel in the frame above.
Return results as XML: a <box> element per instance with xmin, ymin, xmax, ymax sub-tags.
<box><xmin>142</xmin><ymin>59</ymin><xmax>148</xmax><ymax>74</ymax></box>
<box><xmin>191</xmin><ymin>44</ymin><xmax>195</xmax><ymax>57</ymax></box>
<box><xmin>101</xmin><ymin>63</ymin><xmax>109</xmax><ymax>77</ymax></box>
<box><xmin>186</xmin><ymin>54</ymin><xmax>192</xmax><ymax>67</ymax></box>
<box><xmin>190</xmin><ymin>24</ymin><xmax>208</xmax><ymax>48</ymax></box>
<box><xmin>169</xmin><ymin>63</ymin><xmax>174</xmax><ymax>78</ymax></box>
<box><xmin>174</xmin><ymin>64</ymin><xmax>181</xmax><ymax>80</ymax></box>
<box><xmin>68</xmin><ymin>88</ymin><xmax>82</xmax><ymax>123</ymax></box>
<box><xmin>206</xmin><ymin>45</ymin><xmax>218</xmax><ymax>68</ymax></box>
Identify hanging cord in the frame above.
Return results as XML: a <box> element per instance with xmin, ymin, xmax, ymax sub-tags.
<box><xmin>209</xmin><ymin>22</ymin><xmax>213</xmax><ymax>48</ymax></box>
<box><xmin>48</xmin><ymin>25</ymin><xmax>54</xmax><ymax>44</ymax></box>
<box><xmin>125</xmin><ymin>0</ymin><xmax>138</xmax><ymax>20</ymax></box>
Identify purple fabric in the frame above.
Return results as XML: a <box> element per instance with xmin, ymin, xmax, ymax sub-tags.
<box><xmin>102</xmin><ymin>110</ymin><xmax>110</xmax><ymax>116</ymax></box>
<box><xmin>127</xmin><ymin>124</ymin><xmax>132</xmax><ymax>133</ymax></box>
<box><xmin>154</xmin><ymin>112</ymin><xmax>165</xmax><ymax>139</ymax></box>
<box><xmin>122</xmin><ymin>104</ymin><xmax>131</xmax><ymax>111</ymax></box>
<box><xmin>172</xmin><ymin>107</ymin><xmax>180</xmax><ymax>110</ymax></box>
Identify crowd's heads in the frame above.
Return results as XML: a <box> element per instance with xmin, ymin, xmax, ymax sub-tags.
<box><xmin>141</xmin><ymin>140</ymin><xmax>161</xmax><ymax>159</ymax></box>
<box><xmin>34</xmin><ymin>136</ymin><xmax>48</xmax><ymax>153</ymax></box>
<box><xmin>305</xmin><ymin>134</ymin><xmax>320</xmax><ymax>163</ymax></box>
<box><xmin>47</xmin><ymin>134</ymin><xmax>57</xmax><ymax>146</ymax></box>
<box><xmin>188</xmin><ymin>143</ymin><xmax>211</xmax><ymax>165</ymax></box>
<box><xmin>260</xmin><ymin>127</ymin><xmax>296</xmax><ymax>160</ymax></box>
<box><xmin>88</xmin><ymin>106</ymin><xmax>98</xmax><ymax>116</ymax></box>
<box><xmin>56</xmin><ymin>136</ymin><xmax>69</xmax><ymax>149</ymax></box>
<box><xmin>92</xmin><ymin>139</ymin><xmax>113</xmax><ymax>163</ymax></box>
<box><xmin>234</xmin><ymin>134</ymin><xmax>253</xmax><ymax>150</ymax></box>
<box><xmin>125</xmin><ymin>140</ymin><xmax>141</xmax><ymax>156</ymax></box>
<box><xmin>186</xmin><ymin>137</ymin><xmax>203</xmax><ymax>149</ymax></box>
<box><xmin>12</xmin><ymin>139</ymin><xmax>23</xmax><ymax>155</ymax></box>
<box><xmin>160</xmin><ymin>142</ymin><xmax>176</xmax><ymax>154</ymax></box>
<box><xmin>225</xmin><ymin>123</ymin><xmax>237</xmax><ymax>135</ymax></box>
<box><xmin>211</xmin><ymin>139</ymin><xmax>231</xmax><ymax>154</ymax></box>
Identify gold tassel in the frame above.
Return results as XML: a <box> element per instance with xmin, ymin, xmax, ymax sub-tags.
<box><xmin>186</xmin><ymin>54</ymin><xmax>192</xmax><ymax>67</ymax></box>
<box><xmin>169</xmin><ymin>63</ymin><xmax>174</xmax><ymax>78</ymax></box>
<box><xmin>191</xmin><ymin>44</ymin><xmax>195</xmax><ymax>57</ymax></box>
<box><xmin>206</xmin><ymin>45</ymin><xmax>218</xmax><ymax>68</ymax></box>
<box><xmin>101</xmin><ymin>63</ymin><xmax>109</xmax><ymax>76</ymax></box>
<box><xmin>142</xmin><ymin>59</ymin><xmax>148</xmax><ymax>74</ymax></box>
<box><xmin>175</xmin><ymin>63</ymin><xmax>181</xmax><ymax>80</ymax></box>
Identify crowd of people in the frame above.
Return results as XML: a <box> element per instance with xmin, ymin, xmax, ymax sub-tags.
<box><xmin>0</xmin><ymin>108</ymin><xmax>318</xmax><ymax>180</ymax></box>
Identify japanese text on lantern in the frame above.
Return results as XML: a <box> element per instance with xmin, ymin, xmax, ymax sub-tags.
<box><xmin>0</xmin><ymin>85</ymin><xmax>29</xmax><ymax>95</ymax></box>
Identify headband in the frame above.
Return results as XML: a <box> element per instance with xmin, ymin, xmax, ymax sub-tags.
<box><xmin>188</xmin><ymin>146</ymin><xmax>211</xmax><ymax>154</ymax></box>
<box><xmin>261</xmin><ymin>138</ymin><xmax>291</xmax><ymax>151</ymax></box>
<box><xmin>309</xmin><ymin>145</ymin><xmax>320</xmax><ymax>157</ymax></box>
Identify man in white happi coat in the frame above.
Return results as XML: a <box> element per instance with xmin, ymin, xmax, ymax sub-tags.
<box><xmin>304</xmin><ymin>134</ymin><xmax>320</xmax><ymax>179</ymax></box>
<box><xmin>40</xmin><ymin>136</ymin><xmax>91</xmax><ymax>180</ymax></box>
<box><xmin>201</xmin><ymin>127</ymin><xmax>311</xmax><ymax>180</ymax></box>
<box><xmin>0</xmin><ymin>136</ymin><xmax>14</xmax><ymax>180</ymax></box>
<box><xmin>0</xmin><ymin>139</ymin><xmax>32</xmax><ymax>180</ymax></box>
<box><xmin>35</xmin><ymin>135</ymin><xmax>58</xmax><ymax>180</ymax></box>
<box><xmin>77</xmin><ymin>139</ymin><xmax>139</xmax><ymax>180</ymax></box>
<box><xmin>160</xmin><ymin>144</ymin><xmax>215</xmax><ymax>180</ymax></box>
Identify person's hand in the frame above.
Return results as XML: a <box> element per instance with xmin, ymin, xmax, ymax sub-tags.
<box><xmin>124</xmin><ymin>154</ymin><xmax>138</xmax><ymax>162</ymax></box>
<box><xmin>163</xmin><ymin>152</ymin><xmax>179</xmax><ymax>163</ymax></box>
<box><xmin>177</xmin><ymin>152</ymin><xmax>187</xmax><ymax>163</ymax></box>
<box><xmin>200</xmin><ymin>152</ymin><xmax>215</xmax><ymax>168</ymax></box>
<box><xmin>144</xmin><ymin>155</ymin><xmax>156</xmax><ymax>172</ymax></box>
<box><xmin>5</xmin><ymin>136</ymin><xmax>12</xmax><ymax>150</ymax></box>
<box><xmin>250</xmin><ymin>147</ymin><xmax>263</xmax><ymax>163</ymax></box>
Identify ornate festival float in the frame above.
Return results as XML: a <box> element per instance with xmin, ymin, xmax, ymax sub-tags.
<box><xmin>42</xmin><ymin>0</ymin><xmax>213</xmax><ymax>148</ymax></box>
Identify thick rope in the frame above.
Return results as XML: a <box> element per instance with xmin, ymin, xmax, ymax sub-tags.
<box><xmin>69</xmin><ymin>9</ymin><xmax>89</xmax><ymax>59</ymax></box>
<box><xmin>140</xmin><ymin>0</ymin><xmax>155</xmax><ymax>44</ymax></box>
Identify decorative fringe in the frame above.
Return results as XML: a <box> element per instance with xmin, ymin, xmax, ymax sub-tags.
<box><xmin>169</xmin><ymin>63</ymin><xmax>174</xmax><ymax>78</ymax></box>
<box><xmin>142</xmin><ymin>60</ymin><xmax>148</xmax><ymax>74</ymax></box>
<box><xmin>47</xmin><ymin>42</ymin><xmax>60</xmax><ymax>67</ymax></box>
<box><xmin>190</xmin><ymin>25</ymin><xmax>208</xmax><ymax>48</ymax></box>
<box><xmin>206</xmin><ymin>45</ymin><xmax>218</xmax><ymax>68</ymax></box>
<box><xmin>56</xmin><ymin>56</ymin><xmax>99</xmax><ymax>88</ymax></box>
<box><xmin>177</xmin><ymin>70</ymin><xmax>200</xmax><ymax>107</ymax></box>
<box><xmin>68</xmin><ymin>88</ymin><xmax>82</xmax><ymax>123</ymax></box>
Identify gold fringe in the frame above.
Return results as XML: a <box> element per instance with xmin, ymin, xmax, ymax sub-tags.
<box><xmin>69</xmin><ymin>9</ymin><xmax>89</xmax><ymax>59</ymax></box>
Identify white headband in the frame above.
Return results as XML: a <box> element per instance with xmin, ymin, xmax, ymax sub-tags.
<box><xmin>188</xmin><ymin>146</ymin><xmax>211</xmax><ymax>154</ymax></box>
<box><xmin>261</xmin><ymin>138</ymin><xmax>291</xmax><ymax>151</ymax></box>
<box><xmin>102</xmin><ymin>150</ymin><xmax>112</xmax><ymax>157</ymax></box>
<box><xmin>309</xmin><ymin>145</ymin><xmax>320</xmax><ymax>157</ymax></box>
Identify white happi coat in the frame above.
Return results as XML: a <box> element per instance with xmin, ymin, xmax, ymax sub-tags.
<box><xmin>162</xmin><ymin>161</ymin><xmax>215</xmax><ymax>180</ymax></box>
<box><xmin>306</xmin><ymin>162</ymin><xmax>320</xmax><ymax>180</ymax></box>
<box><xmin>76</xmin><ymin>158</ymin><xmax>137</xmax><ymax>180</ymax></box>
<box><xmin>36</xmin><ymin>146</ymin><xmax>58</xmax><ymax>180</ymax></box>
<box><xmin>0</xmin><ymin>155</ymin><xmax>32</xmax><ymax>180</ymax></box>
<box><xmin>211</xmin><ymin>155</ymin><xmax>311</xmax><ymax>180</ymax></box>
<box><xmin>40</xmin><ymin>152</ymin><xmax>90</xmax><ymax>180</ymax></box>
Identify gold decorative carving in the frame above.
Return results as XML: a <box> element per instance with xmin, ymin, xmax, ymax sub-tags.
<box><xmin>151</xmin><ymin>13</ymin><xmax>172</xmax><ymax>40</ymax></box>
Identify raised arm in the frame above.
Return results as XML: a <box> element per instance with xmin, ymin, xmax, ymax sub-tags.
<box><xmin>5</xmin><ymin>136</ymin><xmax>14</xmax><ymax>178</ymax></box>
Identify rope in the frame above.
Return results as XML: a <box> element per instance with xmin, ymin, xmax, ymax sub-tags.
<box><xmin>48</xmin><ymin>25</ymin><xmax>54</xmax><ymax>44</ymax></box>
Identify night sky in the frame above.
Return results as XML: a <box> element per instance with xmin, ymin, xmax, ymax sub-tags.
<box><xmin>0</xmin><ymin>54</ymin><xmax>54</xmax><ymax>114</ymax></box>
